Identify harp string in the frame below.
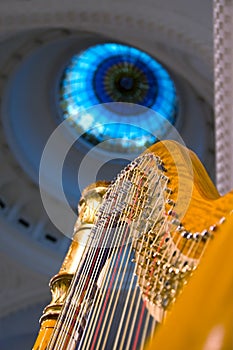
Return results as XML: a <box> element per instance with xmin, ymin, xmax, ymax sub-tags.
<box><xmin>132</xmin><ymin>219</ymin><xmax>171</xmax><ymax>350</ymax></box>
<box><xmin>78</xmin><ymin>157</ymin><xmax>153</xmax><ymax>349</ymax></box>
<box><xmin>91</xmin><ymin>171</ymin><xmax>153</xmax><ymax>350</ymax></box>
<box><xmin>139</xmin><ymin>310</ymin><xmax>151</xmax><ymax>350</ymax></box>
<box><xmin>47</xmin><ymin>234</ymin><xmax>93</xmax><ymax>349</ymax></box>
<box><xmin>62</xmin><ymin>233</ymin><xmax>109</xmax><ymax>348</ymax></box>
<box><xmin>194</xmin><ymin>235</ymin><xmax>211</xmax><ymax>261</ymax></box>
<box><xmin>125</xmin><ymin>182</ymin><xmax>173</xmax><ymax>348</ymax></box>
<box><xmin>125</xmin><ymin>201</ymin><xmax>201</xmax><ymax>347</ymax></box>
<box><xmin>112</xmin><ymin>185</ymin><xmax>165</xmax><ymax>350</ymax></box>
<box><xmin>124</xmin><ymin>222</ymin><xmax>167</xmax><ymax>349</ymax></box>
<box><xmin>77</xmin><ymin>234</ymin><xmax>129</xmax><ymax>348</ymax></box>
<box><xmin>113</xmin><ymin>180</ymin><xmax>168</xmax><ymax>349</ymax></box>
<box><xmin>80</xmin><ymin>157</ymin><xmax>164</xmax><ymax>350</ymax></box>
<box><xmin>49</xmin><ymin>238</ymin><xmax>98</xmax><ymax>348</ymax></box>
<box><xmin>95</xmin><ymin>161</ymin><xmax>161</xmax><ymax>349</ymax></box>
<box><xmin>81</xmin><ymin>157</ymin><xmax>168</xmax><ymax>350</ymax></box>
<box><xmin>48</xmin><ymin>180</ymin><xmax>120</xmax><ymax>350</ymax></box>
<box><xmin>76</xmin><ymin>213</ymin><xmax>130</xmax><ymax>349</ymax></box>
<box><xmin>65</xmin><ymin>181</ymin><xmax>123</xmax><ymax>348</ymax></box>
<box><xmin>49</xmin><ymin>153</ymin><xmax>170</xmax><ymax>350</ymax></box>
<box><xmin>78</xmin><ymin>231</ymin><xmax>132</xmax><ymax>349</ymax></box>
<box><xmin>106</xmin><ymin>250</ymin><xmax>137</xmax><ymax>350</ymax></box>
<box><xmin>58</xmin><ymin>156</ymin><xmax>143</xmax><ymax>349</ymax></box>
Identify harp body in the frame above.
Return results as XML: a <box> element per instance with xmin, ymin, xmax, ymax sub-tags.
<box><xmin>33</xmin><ymin>141</ymin><xmax>233</xmax><ymax>350</ymax></box>
<box><xmin>145</xmin><ymin>212</ymin><xmax>233</xmax><ymax>350</ymax></box>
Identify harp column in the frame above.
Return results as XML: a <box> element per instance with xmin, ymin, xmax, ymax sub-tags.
<box><xmin>32</xmin><ymin>181</ymin><xmax>109</xmax><ymax>350</ymax></box>
<box><xmin>214</xmin><ymin>0</ymin><xmax>233</xmax><ymax>194</ymax></box>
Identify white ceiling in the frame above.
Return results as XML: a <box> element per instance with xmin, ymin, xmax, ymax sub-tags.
<box><xmin>0</xmin><ymin>1</ymin><xmax>214</xmax><ymax>349</ymax></box>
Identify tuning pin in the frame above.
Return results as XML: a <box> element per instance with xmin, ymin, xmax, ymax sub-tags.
<box><xmin>219</xmin><ymin>217</ymin><xmax>226</xmax><ymax>225</ymax></box>
<box><xmin>167</xmin><ymin>266</ymin><xmax>172</xmax><ymax>274</ymax></box>
<box><xmin>162</xmin><ymin>174</ymin><xmax>169</xmax><ymax>181</ymax></box>
<box><xmin>201</xmin><ymin>229</ymin><xmax>213</xmax><ymax>240</ymax></box>
<box><xmin>165</xmin><ymin>188</ymin><xmax>173</xmax><ymax>194</ymax></box>
<box><xmin>181</xmin><ymin>231</ymin><xmax>189</xmax><ymax>238</ymax></box>
<box><xmin>193</xmin><ymin>232</ymin><xmax>201</xmax><ymax>241</ymax></box>
<box><xmin>168</xmin><ymin>209</ymin><xmax>178</xmax><ymax>217</ymax></box>
<box><xmin>158</xmin><ymin>162</ymin><xmax>167</xmax><ymax>172</ymax></box>
<box><xmin>209</xmin><ymin>224</ymin><xmax>217</xmax><ymax>232</ymax></box>
<box><xmin>166</xmin><ymin>199</ymin><xmax>175</xmax><ymax>206</ymax></box>
<box><xmin>175</xmin><ymin>224</ymin><xmax>182</xmax><ymax>232</ymax></box>
<box><xmin>201</xmin><ymin>229</ymin><xmax>209</xmax><ymax>237</ymax></box>
<box><xmin>170</xmin><ymin>219</ymin><xmax>179</xmax><ymax>227</ymax></box>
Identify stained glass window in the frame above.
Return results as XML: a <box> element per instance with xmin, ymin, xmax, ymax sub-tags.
<box><xmin>59</xmin><ymin>43</ymin><xmax>178</xmax><ymax>153</ymax></box>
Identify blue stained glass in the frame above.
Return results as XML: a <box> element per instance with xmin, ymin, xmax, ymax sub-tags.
<box><xmin>59</xmin><ymin>43</ymin><xmax>178</xmax><ymax>153</ymax></box>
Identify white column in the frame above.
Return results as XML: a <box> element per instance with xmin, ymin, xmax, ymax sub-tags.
<box><xmin>214</xmin><ymin>0</ymin><xmax>233</xmax><ymax>194</ymax></box>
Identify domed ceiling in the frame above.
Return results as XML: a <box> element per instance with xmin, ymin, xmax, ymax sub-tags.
<box><xmin>0</xmin><ymin>1</ymin><xmax>214</xmax><ymax>349</ymax></box>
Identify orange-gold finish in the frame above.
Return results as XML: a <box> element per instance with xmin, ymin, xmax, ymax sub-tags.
<box><xmin>32</xmin><ymin>181</ymin><xmax>109</xmax><ymax>350</ymax></box>
<box><xmin>32</xmin><ymin>140</ymin><xmax>233</xmax><ymax>350</ymax></box>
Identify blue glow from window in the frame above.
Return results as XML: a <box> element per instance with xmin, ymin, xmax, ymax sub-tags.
<box><xmin>59</xmin><ymin>43</ymin><xmax>178</xmax><ymax>153</ymax></box>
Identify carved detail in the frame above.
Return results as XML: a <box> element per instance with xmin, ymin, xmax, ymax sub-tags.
<box><xmin>37</xmin><ymin>181</ymin><xmax>109</xmax><ymax>325</ymax></box>
<box><xmin>77</xmin><ymin>181</ymin><xmax>109</xmax><ymax>225</ymax></box>
<box><xmin>40</xmin><ymin>273</ymin><xmax>73</xmax><ymax>322</ymax></box>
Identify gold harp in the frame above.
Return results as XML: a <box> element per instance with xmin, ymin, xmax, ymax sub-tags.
<box><xmin>33</xmin><ymin>140</ymin><xmax>233</xmax><ymax>350</ymax></box>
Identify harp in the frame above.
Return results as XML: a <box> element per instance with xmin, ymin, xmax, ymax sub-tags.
<box><xmin>146</xmin><ymin>211</ymin><xmax>233</xmax><ymax>350</ymax></box>
<box><xmin>33</xmin><ymin>140</ymin><xmax>233</xmax><ymax>350</ymax></box>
